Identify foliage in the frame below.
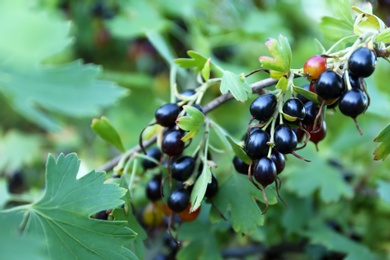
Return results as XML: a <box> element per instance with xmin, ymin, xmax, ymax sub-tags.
<box><xmin>1</xmin><ymin>0</ymin><xmax>390</xmax><ymax>259</ymax></box>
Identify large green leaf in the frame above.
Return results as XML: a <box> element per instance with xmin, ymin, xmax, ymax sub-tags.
<box><xmin>210</xmin><ymin>173</ymin><xmax>277</xmax><ymax>234</ymax></box>
<box><xmin>3</xmin><ymin>153</ymin><xmax>137</xmax><ymax>259</ymax></box>
<box><xmin>0</xmin><ymin>0</ymin><xmax>126</xmax><ymax>131</ymax></box>
<box><xmin>220</xmin><ymin>71</ymin><xmax>252</xmax><ymax>102</ymax></box>
<box><xmin>258</xmin><ymin>35</ymin><xmax>292</xmax><ymax>74</ymax></box>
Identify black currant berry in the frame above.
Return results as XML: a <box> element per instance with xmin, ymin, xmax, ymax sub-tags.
<box><xmin>7</xmin><ymin>171</ymin><xmax>26</xmax><ymax>194</ymax></box>
<box><xmin>162</xmin><ymin>129</ymin><xmax>185</xmax><ymax>157</ymax></box>
<box><xmin>274</xmin><ymin>124</ymin><xmax>298</xmax><ymax>154</ymax></box>
<box><xmin>205</xmin><ymin>174</ymin><xmax>219</xmax><ymax>198</ymax></box>
<box><xmin>244</xmin><ymin>129</ymin><xmax>270</xmax><ymax>159</ymax></box>
<box><xmin>250</xmin><ymin>94</ymin><xmax>277</xmax><ymax>122</ymax></box>
<box><xmin>232</xmin><ymin>156</ymin><xmax>249</xmax><ymax>174</ymax></box>
<box><xmin>146</xmin><ymin>175</ymin><xmax>162</xmax><ymax>201</ymax></box>
<box><xmin>348</xmin><ymin>48</ymin><xmax>376</xmax><ymax>78</ymax></box>
<box><xmin>171</xmin><ymin>156</ymin><xmax>195</xmax><ymax>182</ymax></box>
<box><xmin>282</xmin><ymin>98</ymin><xmax>306</xmax><ymax>121</ymax></box>
<box><xmin>253</xmin><ymin>157</ymin><xmax>276</xmax><ymax>187</ymax></box>
<box><xmin>338</xmin><ymin>89</ymin><xmax>368</xmax><ymax>118</ymax></box>
<box><xmin>270</xmin><ymin>150</ymin><xmax>285</xmax><ymax>175</ymax></box>
<box><xmin>302</xmin><ymin>101</ymin><xmax>320</xmax><ymax>126</ymax></box>
<box><xmin>343</xmin><ymin>72</ymin><xmax>361</xmax><ymax>90</ymax></box>
<box><xmin>168</xmin><ymin>188</ymin><xmax>190</xmax><ymax>213</ymax></box>
<box><xmin>95</xmin><ymin>210</ymin><xmax>109</xmax><ymax>220</ymax></box>
<box><xmin>142</xmin><ymin>147</ymin><xmax>162</xmax><ymax>170</ymax></box>
<box><xmin>155</xmin><ymin>103</ymin><xmax>180</xmax><ymax>127</ymax></box>
<box><xmin>315</xmin><ymin>70</ymin><xmax>345</xmax><ymax>100</ymax></box>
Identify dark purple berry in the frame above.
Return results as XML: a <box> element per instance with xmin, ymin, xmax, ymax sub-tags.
<box><xmin>338</xmin><ymin>89</ymin><xmax>368</xmax><ymax>118</ymax></box>
<box><xmin>142</xmin><ymin>148</ymin><xmax>162</xmax><ymax>170</ymax></box>
<box><xmin>253</xmin><ymin>157</ymin><xmax>276</xmax><ymax>187</ymax></box>
<box><xmin>302</xmin><ymin>101</ymin><xmax>320</xmax><ymax>126</ymax></box>
<box><xmin>232</xmin><ymin>156</ymin><xmax>249</xmax><ymax>174</ymax></box>
<box><xmin>315</xmin><ymin>70</ymin><xmax>345</xmax><ymax>100</ymax></box>
<box><xmin>162</xmin><ymin>129</ymin><xmax>185</xmax><ymax>157</ymax></box>
<box><xmin>146</xmin><ymin>175</ymin><xmax>162</xmax><ymax>201</ymax></box>
<box><xmin>205</xmin><ymin>174</ymin><xmax>218</xmax><ymax>198</ymax></box>
<box><xmin>283</xmin><ymin>98</ymin><xmax>306</xmax><ymax>121</ymax></box>
<box><xmin>155</xmin><ymin>103</ymin><xmax>180</xmax><ymax>127</ymax></box>
<box><xmin>168</xmin><ymin>188</ymin><xmax>190</xmax><ymax>213</ymax></box>
<box><xmin>348</xmin><ymin>48</ymin><xmax>376</xmax><ymax>78</ymax></box>
<box><xmin>270</xmin><ymin>150</ymin><xmax>285</xmax><ymax>175</ymax></box>
<box><xmin>244</xmin><ymin>129</ymin><xmax>270</xmax><ymax>159</ymax></box>
<box><xmin>171</xmin><ymin>156</ymin><xmax>195</xmax><ymax>182</ymax></box>
<box><xmin>274</xmin><ymin>124</ymin><xmax>298</xmax><ymax>154</ymax></box>
<box><xmin>250</xmin><ymin>94</ymin><xmax>277</xmax><ymax>122</ymax></box>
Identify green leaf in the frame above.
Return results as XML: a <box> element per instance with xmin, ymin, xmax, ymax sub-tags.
<box><xmin>226</xmin><ymin>135</ymin><xmax>251</xmax><ymax>164</ymax></box>
<box><xmin>275</xmin><ymin>76</ymin><xmax>288</xmax><ymax>92</ymax></box>
<box><xmin>190</xmin><ymin>165</ymin><xmax>212</xmax><ymax>211</ymax></box>
<box><xmin>210</xmin><ymin>174</ymin><xmax>277</xmax><ymax>234</ymax></box>
<box><xmin>0</xmin><ymin>212</ymin><xmax>46</xmax><ymax>259</ymax></box>
<box><xmin>174</xmin><ymin>51</ymin><xmax>208</xmax><ymax>71</ymax></box>
<box><xmin>176</xmin><ymin>105</ymin><xmax>205</xmax><ymax>142</ymax></box>
<box><xmin>258</xmin><ymin>35</ymin><xmax>292</xmax><ymax>74</ymax></box>
<box><xmin>352</xmin><ymin>6</ymin><xmax>386</xmax><ymax>35</ymax></box>
<box><xmin>220</xmin><ymin>71</ymin><xmax>252</xmax><ymax>102</ymax></box>
<box><xmin>107</xmin><ymin>1</ymin><xmax>168</xmax><ymax>39</ymax></box>
<box><xmin>7</xmin><ymin>153</ymin><xmax>137</xmax><ymax>259</ymax></box>
<box><xmin>0</xmin><ymin>130</ymin><xmax>42</xmax><ymax>173</ymax></box>
<box><xmin>284</xmin><ymin>146</ymin><xmax>354</xmax><ymax>203</ymax></box>
<box><xmin>91</xmin><ymin>116</ymin><xmax>126</xmax><ymax>152</ymax></box>
<box><xmin>376</xmin><ymin>28</ymin><xmax>390</xmax><ymax>44</ymax></box>
<box><xmin>201</xmin><ymin>58</ymin><xmax>211</xmax><ymax>81</ymax></box>
<box><xmin>377</xmin><ymin>180</ymin><xmax>390</xmax><ymax>204</ymax></box>
<box><xmin>302</xmin><ymin>224</ymin><xmax>376</xmax><ymax>260</ymax></box>
<box><xmin>373</xmin><ymin>124</ymin><xmax>390</xmax><ymax>161</ymax></box>
<box><xmin>293</xmin><ymin>85</ymin><xmax>320</xmax><ymax>104</ymax></box>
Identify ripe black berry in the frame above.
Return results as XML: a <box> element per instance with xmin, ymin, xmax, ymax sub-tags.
<box><xmin>302</xmin><ymin>101</ymin><xmax>320</xmax><ymax>126</ymax></box>
<box><xmin>171</xmin><ymin>156</ymin><xmax>195</xmax><ymax>181</ymax></box>
<box><xmin>315</xmin><ymin>70</ymin><xmax>345</xmax><ymax>100</ymax></box>
<box><xmin>270</xmin><ymin>150</ymin><xmax>285</xmax><ymax>175</ymax></box>
<box><xmin>146</xmin><ymin>175</ymin><xmax>162</xmax><ymax>201</ymax></box>
<box><xmin>142</xmin><ymin>148</ymin><xmax>162</xmax><ymax>170</ymax></box>
<box><xmin>348</xmin><ymin>48</ymin><xmax>376</xmax><ymax>78</ymax></box>
<box><xmin>274</xmin><ymin>124</ymin><xmax>298</xmax><ymax>154</ymax></box>
<box><xmin>253</xmin><ymin>157</ymin><xmax>276</xmax><ymax>188</ymax></box>
<box><xmin>155</xmin><ymin>103</ymin><xmax>180</xmax><ymax>127</ymax></box>
<box><xmin>244</xmin><ymin>128</ymin><xmax>270</xmax><ymax>159</ymax></box>
<box><xmin>250</xmin><ymin>94</ymin><xmax>277</xmax><ymax>122</ymax></box>
<box><xmin>205</xmin><ymin>174</ymin><xmax>219</xmax><ymax>198</ymax></box>
<box><xmin>282</xmin><ymin>98</ymin><xmax>306</xmax><ymax>121</ymax></box>
<box><xmin>168</xmin><ymin>188</ymin><xmax>190</xmax><ymax>213</ymax></box>
<box><xmin>162</xmin><ymin>129</ymin><xmax>185</xmax><ymax>157</ymax></box>
<box><xmin>338</xmin><ymin>89</ymin><xmax>368</xmax><ymax>118</ymax></box>
<box><xmin>232</xmin><ymin>156</ymin><xmax>249</xmax><ymax>174</ymax></box>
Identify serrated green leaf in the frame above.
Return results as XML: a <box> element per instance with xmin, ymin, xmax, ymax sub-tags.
<box><xmin>201</xmin><ymin>58</ymin><xmax>211</xmax><ymax>81</ymax></box>
<box><xmin>176</xmin><ymin>105</ymin><xmax>205</xmax><ymax>142</ymax></box>
<box><xmin>91</xmin><ymin>116</ymin><xmax>126</xmax><ymax>152</ymax></box>
<box><xmin>107</xmin><ymin>1</ymin><xmax>168</xmax><ymax>39</ymax></box>
<box><xmin>275</xmin><ymin>76</ymin><xmax>288</xmax><ymax>92</ymax></box>
<box><xmin>373</xmin><ymin>124</ymin><xmax>390</xmax><ymax>160</ymax></box>
<box><xmin>210</xmin><ymin>174</ymin><xmax>277</xmax><ymax>234</ymax></box>
<box><xmin>0</xmin><ymin>212</ymin><xmax>46</xmax><ymax>259</ymax></box>
<box><xmin>376</xmin><ymin>28</ymin><xmax>390</xmax><ymax>43</ymax></box>
<box><xmin>302</xmin><ymin>224</ymin><xmax>376</xmax><ymax>260</ymax></box>
<box><xmin>174</xmin><ymin>51</ymin><xmax>208</xmax><ymax>71</ymax></box>
<box><xmin>259</xmin><ymin>35</ymin><xmax>292</xmax><ymax>74</ymax></box>
<box><xmin>226</xmin><ymin>135</ymin><xmax>251</xmax><ymax>164</ymax></box>
<box><xmin>284</xmin><ymin>146</ymin><xmax>354</xmax><ymax>203</ymax></box>
<box><xmin>190</xmin><ymin>165</ymin><xmax>211</xmax><ymax>211</ymax></box>
<box><xmin>377</xmin><ymin>180</ymin><xmax>390</xmax><ymax>204</ymax></box>
<box><xmin>220</xmin><ymin>71</ymin><xmax>252</xmax><ymax>102</ymax></box>
<box><xmin>7</xmin><ymin>153</ymin><xmax>137</xmax><ymax>259</ymax></box>
<box><xmin>293</xmin><ymin>85</ymin><xmax>320</xmax><ymax>104</ymax></box>
<box><xmin>319</xmin><ymin>17</ymin><xmax>354</xmax><ymax>41</ymax></box>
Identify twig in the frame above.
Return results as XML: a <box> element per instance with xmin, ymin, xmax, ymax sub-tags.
<box><xmin>97</xmin><ymin>77</ymin><xmax>277</xmax><ymax>172</ymax></box>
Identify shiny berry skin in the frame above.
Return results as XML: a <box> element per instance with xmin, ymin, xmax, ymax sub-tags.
<box><xmin>155</xmin><ymin>103</ymin><xmax>180</xmax><ymax>127</ymax></box>
<box><xmin>253</xmin><ymin>157</ymin><xmax>276</xmax><ymax>187</ymax></box>
<box><xmin>232</xmin><ymin>156</ymin><xmax>249</xmax><ymax>174</ymax></box>
<box><xmin>250</xmin><ymin>94</ymin><xmax>277</xmax><ymax>122</ymax></box>
<box><xmin>302</xmin><ymin>101</ymin><xmax>320</xmax><ymax>126</ymax></box>
<box><xmin>142</xmin><ymin>148</ymin><xmax>162</xmax><ymax>170</ymax></box>
<box><xmin>162</xmin><ymin>129</ymin><xmax>185</xmax><ymax>157</ymax></box>
<box><xmin>205</xmin><ymin>174</ymin><xmax>219</xmax><ymax>198</ymax></box>
<box><xmin>338</xmin><ymin>89</ymin><xmax>368</xmax><ymax>118</ymax></box>
<box><xmin>168</xmin><ymin>188</ymin><xmax>190</xmax><ymax>213</ymax></box>
<box><xmin>308</xmin><ymin>121</ymin><xmax>327</xmax><ymax>146</ymax></box>
<box><xmin>303</xmin><ymin>55</ymin><xmax>327</xmax><ymax>80</ymax></box>
<box><xmin>315</xmin><ymin>70</ymin><xmax>345</xmax><ymax>100</ymax></box>
<box><xmin>244</xmin><ymin>129</ymin><xmax>270</xmax><ymax>159</ymax></box>
<box><xmin>146</xmin><ymin>175</ymin><xmax>162</xmax><ymax>201</ymax></box>
<box><xmin>348</xmin><ymin>48</ymin><xmax>376</xmax><ymax>78</ymax></box>
<box><xmin>274</xmin><ymin>124</ymin><xmax>298</xmax><ymax>154</ymax></box>
<box><xmin>283</xmin><ymin>98</ymin><xmax>306</xmax><ymax>121</ymax></box>
<box><xmin>343</xmin><ymin>72</ymin><xmax>361</xmax><ymax>90</ymax></box>
<box><xmin>171</xmin><ymin>156</ymin><xmax>195</xmax><ymax>182</ymax></box>
<box><xmin>270</xmin><ymin>150</ymin><xmax>285</xmax><ymax>175</ymax></box>
<box><xmin>178</xmin><ymin>203</ymin><xmax>201</xmax><ymax>222</ymax></box>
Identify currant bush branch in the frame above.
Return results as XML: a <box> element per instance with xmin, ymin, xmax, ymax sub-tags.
<box><xmin>97</xmin><ymin>77</ymin><xmax>277</xmax><ymax>173</ymax></box>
